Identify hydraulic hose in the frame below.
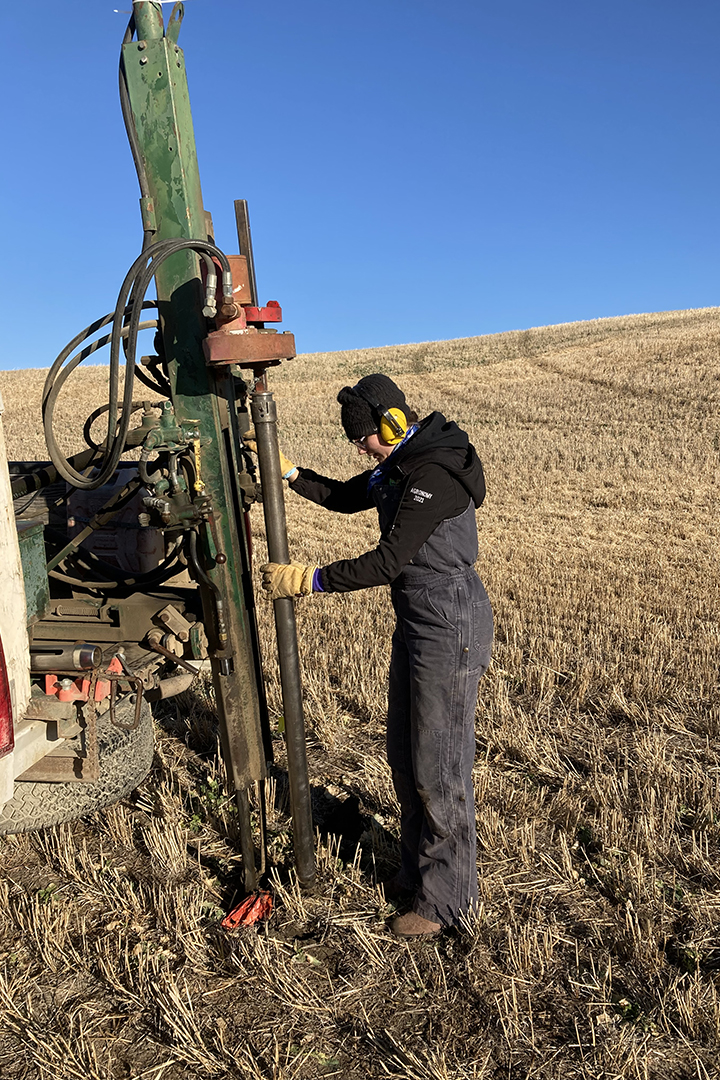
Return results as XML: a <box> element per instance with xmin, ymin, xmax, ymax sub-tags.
<box><xmin>43</xmin><ymin>238</ymin><xmax>234</xmax><ymax>492</ymax></box>
<box><xmin>10</xmin><ymin>425</ymin><xmax>148</xmax><ymax>502</ymax></box>
<box><xmin>82</xmin><ymin>402</ymin><xmax>144</xmax><ymax>455</ymax></box>
<box><xmin>134</xmin><ymin>358</ymin><xmax>171</xmax><ymax>397</ymax></box>
<box><xmin>120</xmin><ymin>12</ymin><xmax>153</xmax><ymax>251</ymax></box>
<box><xmin>45</xmin><ymin>302</ymin><xmax>156</xmax><ymax>384</ymax></box>
<box><xmin>48</xmin><ymin>557</ymin><xmax>183</xmax><ymax>592</ymax></box>
<box><xmin>138</xmin><ymin>447</ymin><xmax>163</xmax><ymax>487</ymax></box>
<box><xmin>48</xmin><ymin>540</ymin><xmax>184</xmax><ymax>592</ymax></box>
<box><xmin>42</xmin><ymin>302</ymin><xmax>157</xmax><ymax>482</ymax></box>
<box><xmin>186</xmin><ymin>528</ymin><xmax>228</xmax><ymax>650</ymax></box>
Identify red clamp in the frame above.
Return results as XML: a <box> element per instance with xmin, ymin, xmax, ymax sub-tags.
<box><xmin>46</xmin><ymin>655</ymin><xmax>123</xmax><ymax>703</ymax></box>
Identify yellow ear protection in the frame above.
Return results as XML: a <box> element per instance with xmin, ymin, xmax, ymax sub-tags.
<box><xmin>353</xmin><ymin>385</ymin><xmax>408</xmax><ymax>445</ymax></box>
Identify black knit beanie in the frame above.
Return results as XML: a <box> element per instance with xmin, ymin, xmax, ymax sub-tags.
<box><xmin>337</xmin><ymin>374</ymin><xmax>409</xmax><ymax>441</ymax></box>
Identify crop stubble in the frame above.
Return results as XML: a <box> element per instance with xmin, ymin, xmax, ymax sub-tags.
<box><xmin>0</xmin><ymin>307</ymin><xmax>718</xmax><ymax>1078</ymax></box>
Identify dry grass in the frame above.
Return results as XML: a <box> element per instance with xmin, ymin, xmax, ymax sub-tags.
<box><xmin>0</xmin><ymin>306</ymin><xmax>719</xmax><ymax>1077</ymax></box>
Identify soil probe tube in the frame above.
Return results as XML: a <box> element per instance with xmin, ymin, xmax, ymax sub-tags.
<box><xmin>251</xmin><ymin>386</ymin><xmax>316</xmax><ymax>888</ymax></box>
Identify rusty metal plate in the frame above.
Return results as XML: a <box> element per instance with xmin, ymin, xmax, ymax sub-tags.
<box><xmin>203</xmin><ymin>330</ymin><xmax>296</xmax><ymax>366</ymax></box>
<box><xmin>16</xmin><ymin>732</ymin><xmax>99</xmax><ymax>783</ymax></box>
<box><xmin>16</xmin><ymin>754</ymin><xmax>95</xmax><ymax>783</ymax></box>
<box><xmin>226</xmin><ymin>254</ymin><xmax>252</xmax><ymax>307</ymax></box>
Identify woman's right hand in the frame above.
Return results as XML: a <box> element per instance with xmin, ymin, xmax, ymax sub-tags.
<box><xmin>242</xmin><ymin>433</ymin><xmax>297</xmax><ymax>480</ymax></box>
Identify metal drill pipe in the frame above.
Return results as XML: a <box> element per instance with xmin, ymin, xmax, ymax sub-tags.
<box><xmin>251</xmin><ymin>388</ymin><xmax>316</xmax><ymax>888</ymax></box>
<box><xmin>30</xmin><ymin>644</ymin><xmax>102</xmax><ymax>673</ymax></box>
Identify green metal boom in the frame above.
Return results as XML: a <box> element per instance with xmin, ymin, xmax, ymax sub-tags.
<box><xmin>123</xmin><ymin>1</ymin><xmax>270</xmax><ymax>888</ymax></box>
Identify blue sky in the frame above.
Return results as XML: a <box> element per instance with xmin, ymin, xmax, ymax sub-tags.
<box><xmin>1</xmin><ymin>0</ymin><xmax>718</xmax><ymax>368</ymax></box>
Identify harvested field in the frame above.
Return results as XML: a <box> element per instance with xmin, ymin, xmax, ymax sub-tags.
<box><xmin>0</xmin><ymin>306</ymin><xmax>718</xmax><ymax>1078</ymax></box>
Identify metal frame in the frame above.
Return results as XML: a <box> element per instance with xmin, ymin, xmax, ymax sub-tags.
<box><xmin>120</xmin><ymin>2</ymin><xmax>315</xmax><ymax>889</ymax></box>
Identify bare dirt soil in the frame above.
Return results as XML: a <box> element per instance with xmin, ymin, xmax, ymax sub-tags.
<box><xmin>0</xmin><ymin>307</ymin><xmax>718</xmax><ymax>1079</ymax></box>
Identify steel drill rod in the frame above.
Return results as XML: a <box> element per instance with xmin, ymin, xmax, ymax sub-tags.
<box><xmin>233</xmin><ymin>200</ymin><xmax>258</xmax><ymax>307</ymax></box>
<box><xmin>235</xmin><ymin>785</ymin><xmax>259</xmax><ymax>894</ymax></box>
<box><xmin>251</xmin><ymin>389</ymin><xmax>316</xmax><ymax>888</ymax></box>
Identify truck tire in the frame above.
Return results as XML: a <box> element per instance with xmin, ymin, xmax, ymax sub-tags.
<box><xmin>0</xmin><ymin>699</ymin><xmax>155</xmax><ymax>835</ymax></box>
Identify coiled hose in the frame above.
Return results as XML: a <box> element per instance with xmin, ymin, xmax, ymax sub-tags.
<box><xmin>42</xmin><ymin>237</ymin><xmax>233</xmax><ymax>491</ymax></box>
<box><xmin>39</xmin><ymin>10</ymin><xmax>234</xmax><ymax>594</ymax></box>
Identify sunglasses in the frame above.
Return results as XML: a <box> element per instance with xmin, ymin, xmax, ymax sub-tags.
<box><xmin>351</xmin><ymin>432</ymin><xmax>376</xmax><ymax>448</ymax></box>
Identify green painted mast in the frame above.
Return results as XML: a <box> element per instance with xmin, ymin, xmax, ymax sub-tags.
<box><xmin>122</xmin><ymin>1</ymin><xmax>267</xmax><ymax>888</ymax></box>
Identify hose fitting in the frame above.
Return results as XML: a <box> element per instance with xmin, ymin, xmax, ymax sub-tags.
<box><xmin>218</xmin><ymin>270</ymin><xmax>238</xmax><ymax>319</ymax></box>
<box><xmin>202</xmin><ymin>270</ymin><xmax>218</xmax><ymax>317</ymax></box>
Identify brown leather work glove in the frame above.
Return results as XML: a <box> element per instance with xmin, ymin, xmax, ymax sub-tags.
<box><xmin>260</xmin><ymin>562</ymin><xmax>318</xmax><ymax>600</ymax></box>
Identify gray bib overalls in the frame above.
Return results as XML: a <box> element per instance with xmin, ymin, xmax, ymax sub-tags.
<box><xmin>374</xmin><ymin>480</ymin><xmax>493</xmax><ymax>926</ymax></box>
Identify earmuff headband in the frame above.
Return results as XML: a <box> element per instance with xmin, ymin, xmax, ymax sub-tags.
<box><xmin>352</xmin><ymin>384</ymin><xmax>406</xmax><ymax>439</ymax></box>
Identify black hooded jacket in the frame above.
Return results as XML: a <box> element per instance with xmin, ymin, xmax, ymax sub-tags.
<box><xmin>289</xmin><ymin>412</ymin><xmax>486</xmax><ymax>592</ymax></box>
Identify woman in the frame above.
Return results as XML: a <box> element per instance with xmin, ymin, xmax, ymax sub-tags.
<box><xmin>261</xmin><ymin>374</ymin><xmax>493</xmax><ymax>936</ymax></box>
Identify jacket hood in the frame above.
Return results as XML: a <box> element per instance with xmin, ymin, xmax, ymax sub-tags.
<box><xmin>389</xmin><ymin>411</ymin><xmax>486</xmax><ymax>507</ymax></box>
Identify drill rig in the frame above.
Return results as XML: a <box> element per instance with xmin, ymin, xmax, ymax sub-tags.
<box><xmin>0</xmin><ymin>1</ymin><xmax>315</xmax><ymax>891</ymax></box>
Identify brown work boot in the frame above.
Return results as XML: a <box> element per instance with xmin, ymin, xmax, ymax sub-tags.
<box><xmin>388</xmin><ymin>911</ymin><xmax>442</xmax><ymax>938</ymax></box>
<box><xmin>379</xmin><ymin>875</ymin><xmax>415</xmax><ymax>904</ymax></box>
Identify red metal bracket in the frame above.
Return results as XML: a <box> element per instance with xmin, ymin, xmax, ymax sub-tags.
<box><xmin>45</xmin><ymin>655</ymin><xmax>124</xmax><ymax>704</ymax></box>
<box><xmin>244</xmin><ymin>301</ymin><xmax>283</xmax><ymax>323</ymax></box>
